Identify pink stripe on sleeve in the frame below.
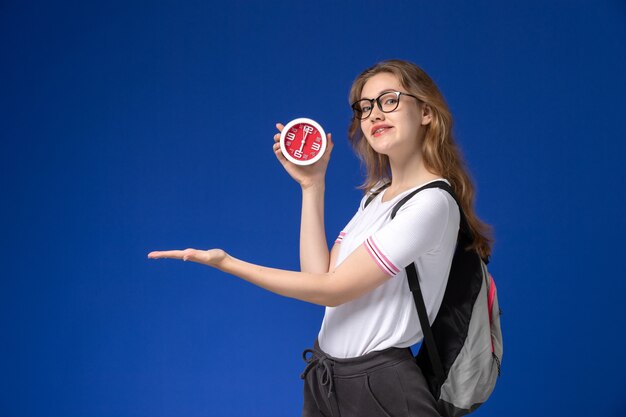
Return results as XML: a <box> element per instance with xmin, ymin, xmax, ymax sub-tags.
<box><xmin>364</xmin><ymin>237</ymin><xmax>399</xmax><ymax>276</ymax></box>
<box><xmin>335</xmin><ymin>231</ymin><xmax>346</xmax><ymax>244</ymax></box>
<box><xmin>368</xmin><ymin>236</ymin><xmax>400</xmax><ymax>275</ymax></box>
<box><xmin>364</xmin><ymin>240</ymin><xmax>394</xmax><ymax>276</ymax></box>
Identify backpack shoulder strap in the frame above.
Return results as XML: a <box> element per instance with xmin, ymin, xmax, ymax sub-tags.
<box><xmin>391</xmin><ymin>180</ymin><xmax>490</xmax><ymax>264</ymax></box>
<box><xmin>390</xmin><ymin>180</ymin><xmax>465</xmax><ymax>229</ymax></box>
<box><xmin>363</xmin><ymin>182</ymin><xmax>391</xmax><ymax>209</ymax></box>
<box><xmin>390</xmin><ymin>180</ymin><xmax>459</xmax><ymax>395</ymax></box>
<box><xmin>406</xmin><ymin>262</ymin><xmax>446</xmax><ymax>394</ymax></box>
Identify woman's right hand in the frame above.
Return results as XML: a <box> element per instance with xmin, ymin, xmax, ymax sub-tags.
<box><xmin>148</xmin><ymin>248</ymin><xmax>228</xmax><ymax>268</ymax></box>
<box><xmin>273</xmin><ymin>123</ymin><xmax>333</xmax><ymax>190</ymax></box>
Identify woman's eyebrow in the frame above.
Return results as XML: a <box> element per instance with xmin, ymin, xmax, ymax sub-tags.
<box><xmin>360</xmin><ymin>89</ymin><xmax>396</xmax><ymax>100</ymax></box>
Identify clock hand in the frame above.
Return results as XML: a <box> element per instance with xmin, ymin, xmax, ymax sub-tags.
<box><xmin>299</xmin><ymin>130</ymin><xmax>309</xmax><ymax>152</ymax></box>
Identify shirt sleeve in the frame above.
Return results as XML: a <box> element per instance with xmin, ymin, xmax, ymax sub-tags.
<box><xmin>334</xmin><ymin>193</ymin><xmax>369</xmax><ymax>244</ymax></box>
<box><xmin>363</xmin><ymin>189</ymin><xmax>459</xmax><ymax>276</ymax></box>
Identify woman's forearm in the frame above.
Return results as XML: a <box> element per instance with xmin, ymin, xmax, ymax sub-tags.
<box><xmin>148</xmin><ymin>243</ymin><xmax>388</xmax><ymax>307</ymax></box>
<box><xmin>219</xmin><ymin>253</ymin><xmax>338</xmax><ymax>306</ymax></box>
<box><xmin>299</xmin><ymin>184</ymin><xmax>330</xmax><ymax>273</ymax></box>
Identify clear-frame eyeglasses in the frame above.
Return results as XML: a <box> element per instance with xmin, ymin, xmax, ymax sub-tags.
<box><xmin>351</xmin><ymin>91</ymin><xmax>420</xmax><ymax>120</ymax></box>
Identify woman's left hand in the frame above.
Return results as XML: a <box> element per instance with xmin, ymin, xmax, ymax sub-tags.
<box><xmin>148</xmin><ymin>248</ymin><xmax>227</xmax><ymax>267</ymax></box>
<box><xmin>273</xmin><ymin>123</ymin><xmax>333</xmax><ymax>190</ymax></box>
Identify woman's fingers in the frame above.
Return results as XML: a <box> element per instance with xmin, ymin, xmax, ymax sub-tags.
<box><xmin>148</xmin><ymin>248</ymin><xmax>197</xmax><ymax>261</ymax></box>
<box><xmin>274</xmin><ymin>145</ymin><xmax>289</xmax><ymax>167</ymax></box>
<box><xmin>148</xmin><ymin>250</ymin><xmax>184</xmax><ymax>259</ymax></box>
<box><xmin>148</xmin><ymin>248</ymin><xmax>227</xmax><ymax>266</ymax></box>
<box><xmin>273</xmin><ymin>136</ymin><xmax>289</xmax><ymax>165</ymax></box>
<box><xmin>274</xmin><ymin>123</ymin><xmax>284</xmax><ymax>143</ymax></box>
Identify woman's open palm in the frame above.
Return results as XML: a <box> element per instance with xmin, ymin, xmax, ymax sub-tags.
<box><xmin>148</xmin><ymin>248</ymin><xmax>227</xmax><ymax>267</ymax></box>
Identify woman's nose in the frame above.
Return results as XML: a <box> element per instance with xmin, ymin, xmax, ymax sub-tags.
<box><xmin>369</xmin><ymin>105</ymin><xmax>385</xmax><ymax>121</ymax></box>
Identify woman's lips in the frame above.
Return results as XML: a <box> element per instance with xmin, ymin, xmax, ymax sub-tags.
<box><xmin>371</xmin><ymin>125</ymin><xmax>392</xmax><ymax>137</ymax></box>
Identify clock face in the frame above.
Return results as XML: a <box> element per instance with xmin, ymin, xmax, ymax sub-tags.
<box><xmin>279</xmin><ymin>118</ymin><xmax>327</xmax><ymax>166</ymax></box>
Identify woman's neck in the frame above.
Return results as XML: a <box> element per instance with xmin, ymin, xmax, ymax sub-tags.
<box><xmin>383</xmin><ymin>151</ymin><xmax>441</xmax><ymax>200</ymax></box>
<box><xmin>390</xmin><ymin>152</ymin><xmax>439</xmax><ymax>186</ymax></box>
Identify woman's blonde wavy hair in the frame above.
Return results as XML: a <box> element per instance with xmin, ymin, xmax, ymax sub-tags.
<box><xmin>348</xmin><ymin>59</ymin><xmax>492</xmax><ymax>259</ymax></box>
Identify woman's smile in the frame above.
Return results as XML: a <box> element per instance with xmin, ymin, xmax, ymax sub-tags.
<box><xmin>371</xmin><ymin>124</ymin><xmax>393</xmax><ymax>137</ymax></box>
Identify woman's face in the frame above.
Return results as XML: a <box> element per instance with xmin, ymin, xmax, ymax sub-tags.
<box><xmin>359</xmin><ymin>72</ymin><xmax>431</xmax><ymax>158</ymax></box>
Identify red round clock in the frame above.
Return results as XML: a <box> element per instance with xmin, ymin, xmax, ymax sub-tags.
<box><xmin>279</xmin><ymin>118</ymin><xmax>327</xmax><ymax>166</ymax></box>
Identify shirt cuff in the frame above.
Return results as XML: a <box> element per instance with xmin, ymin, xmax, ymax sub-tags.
<box><xmin>363</xmin><ymin>236</ymin><xmax>400</xmax><ymax>276</ymax></box>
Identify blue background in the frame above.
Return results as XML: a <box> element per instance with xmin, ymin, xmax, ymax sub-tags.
<box><xmin>2</xmin><ymin>1</ymin><xmax>626</xmax><ymax>416</ymax></box>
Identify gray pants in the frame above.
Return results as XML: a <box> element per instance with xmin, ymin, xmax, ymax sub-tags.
<box><xmin>301</xmin><ymin>342</ymin><xmax>440</xmax><ymax>417</ymax></box>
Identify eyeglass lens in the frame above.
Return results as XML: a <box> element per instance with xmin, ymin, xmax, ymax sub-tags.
<box><xmin>353</xmin><ymin>92</ymin><xmax>401</xmax><ymax>119</ymax></box>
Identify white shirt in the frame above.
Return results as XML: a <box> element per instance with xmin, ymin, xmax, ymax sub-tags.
<box><xmin>318</xmin><ymin>179</ymin><xmax>460</xmax><ymax>358</ymax></box>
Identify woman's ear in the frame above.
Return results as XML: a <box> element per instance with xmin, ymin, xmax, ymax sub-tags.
<box><xmin>421</xmin><ymin>104</ymin><xmax>433</xmax><ymax>125</ymax></box>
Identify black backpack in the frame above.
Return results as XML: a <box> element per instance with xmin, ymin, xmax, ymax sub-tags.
<box><xmin>365</xmin><ymin>181</ymin><xmax>503</xmax><ymax>417</ymax></box>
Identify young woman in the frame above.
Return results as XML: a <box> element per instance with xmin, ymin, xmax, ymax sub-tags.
<box><xmin>149</xmin><ymin>59</ymin><xmax>492</xmax><ymax>417</ymax></box>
